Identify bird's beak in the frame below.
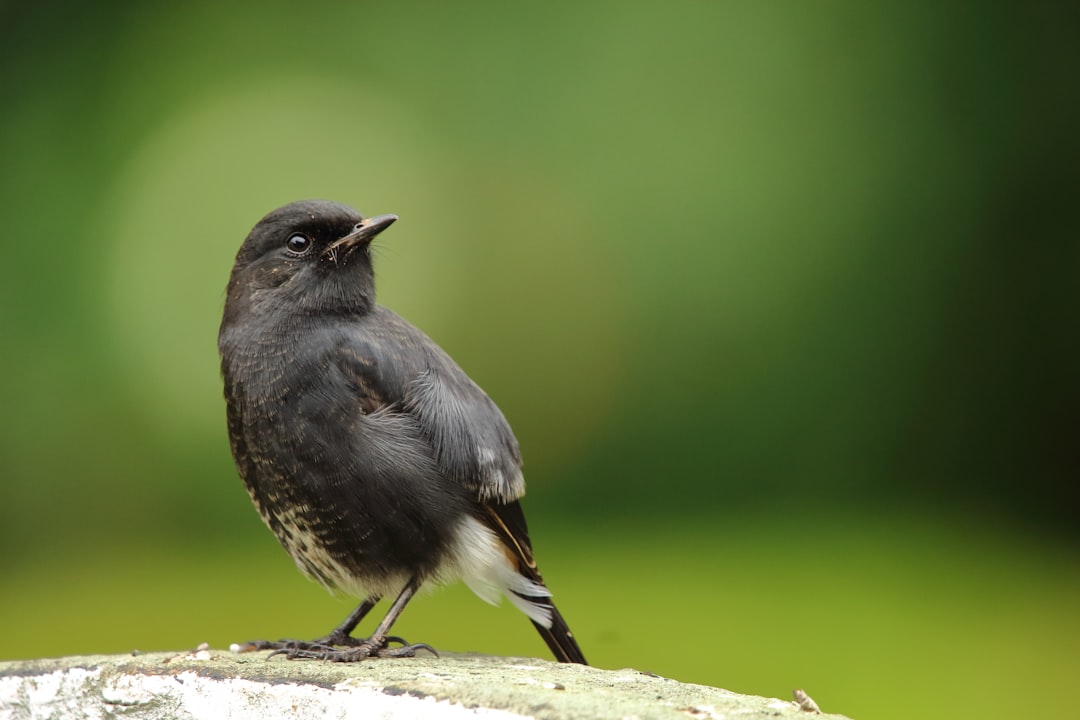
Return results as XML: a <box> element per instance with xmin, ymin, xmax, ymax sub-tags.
<box><xmin>327</xmin><ymin>214</ymin><xmax>398</xmax><ymax>253</ymax></box>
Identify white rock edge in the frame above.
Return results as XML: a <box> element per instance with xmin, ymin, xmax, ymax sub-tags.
<box><xmin>0</xmin><ymin>667</ymin><xmax>528</xmax><ymax>720</ymax></box>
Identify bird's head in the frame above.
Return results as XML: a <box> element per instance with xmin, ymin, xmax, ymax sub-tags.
<box><xmin>223</xmin><ymin>200</ymin><xmax>397</xmax><ymax>322</ymax></box>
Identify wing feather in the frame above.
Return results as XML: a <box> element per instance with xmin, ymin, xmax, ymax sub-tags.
<box><xmin>336</xmin><ymin>307</ymin><xmax>525</xmax><ymax>503</ymax></box>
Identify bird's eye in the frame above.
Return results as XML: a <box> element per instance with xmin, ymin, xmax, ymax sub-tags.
<box><xmin>285</xmin><ymin>233</ymin><xmax>313</xmax><ymax>255</ymax></box>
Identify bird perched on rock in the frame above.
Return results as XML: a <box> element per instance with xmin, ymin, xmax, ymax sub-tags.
<box><xmin>218</xmin><ymin>200</ymin><xmax>586</xmax><ymax>664</ymax></box>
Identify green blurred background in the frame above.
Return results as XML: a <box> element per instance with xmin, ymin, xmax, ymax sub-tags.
<box><xmin>2</xmin><ymin>2</ymin><xmax>1077</xmax><ymax>718</ymax></box>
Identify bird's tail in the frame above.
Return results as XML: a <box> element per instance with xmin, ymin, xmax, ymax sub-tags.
<box><xmin>530</xmin><ymin>600</ymin><xmax>587</xmax><ymax>665</ymax></box>
<box><xmin>478</xmin><ymin>500</ymin><xmax>587</xmax><ymax>664</ymax></box>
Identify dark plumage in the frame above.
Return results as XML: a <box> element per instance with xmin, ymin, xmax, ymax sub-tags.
<box><xmin>218</xmin><ymin>200</ymin><xmax>585</xmax><ymax>663</ymax></box>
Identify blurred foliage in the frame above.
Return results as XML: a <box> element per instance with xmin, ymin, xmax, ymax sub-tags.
<box><xmin>1</xmin><ymin>2</ymin><xmax>1077</xmax><ymax>720</ymax></box>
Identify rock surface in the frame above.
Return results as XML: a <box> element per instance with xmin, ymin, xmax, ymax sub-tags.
<box><xmin>0</xmin><ymin>649</ymin><xmax>848</xmax><ymax>720</ymax></box>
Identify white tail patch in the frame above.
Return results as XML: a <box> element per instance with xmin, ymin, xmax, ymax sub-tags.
<box><xmin>444</xmin><ymin>515</ymin><xmax>554</xmax><ymax>628</ymax></box>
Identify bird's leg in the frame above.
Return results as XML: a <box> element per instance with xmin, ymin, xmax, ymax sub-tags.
<box><xmin>280</xmin><ymin>577</ymin><xmax>437</xmax><ymax>661</ymax></box>
<box><xmin>232</xmin><ymin>596</ymin><xmax>380</xmax><ymax>654</ymax></box>
<box><xmin>314</xmin><ymin>596</ymin><xmax>381</xmax><ymax>647</ymax></box>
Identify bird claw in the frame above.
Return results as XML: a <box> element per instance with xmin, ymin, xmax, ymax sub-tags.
<box><xmin>279</xmin><ymin>640</ymin><xmax>438</xmax><ymax>662</ymax></box>
<box><xmin>403</xmin><ymin>642</ymin><xmax>439</xmax><ymax>658</ymax></box>
<box><xmin>233</xmin><ymin>635</ymin><xmax>437</xmax><ymax>661</ymax></box>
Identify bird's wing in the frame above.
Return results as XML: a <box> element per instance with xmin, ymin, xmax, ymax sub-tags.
<box><xmin>403</xmin><ymin>363</ymin><xmax>525</xmax><ymax>503</ymax></box>
<box><xmin>337</xmin><ymin>308</ymin><xmax>525</xmax><ymax>504</ymax></box>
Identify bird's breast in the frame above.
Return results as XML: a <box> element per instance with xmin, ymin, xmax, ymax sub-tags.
<box><xmin>221</xmin><ymin>327</ymin><xmax>472</xmax><ymax>594</ymax></box>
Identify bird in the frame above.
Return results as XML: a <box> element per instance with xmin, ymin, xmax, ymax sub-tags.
<box><xmin>218</xmin><ymin>199</ymin><xmax>586</xmax><ymax>664</ymax></box>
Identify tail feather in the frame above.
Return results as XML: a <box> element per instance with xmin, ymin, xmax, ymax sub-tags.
<box><xmin>530</xmin><ymin>601</ymin><xmax>587</xmax><ymax>665</ymax></box>
<box><xmin>482</xmin><ymin>500</ymin><xmax>587</xmax><ymax>665</ymax></box>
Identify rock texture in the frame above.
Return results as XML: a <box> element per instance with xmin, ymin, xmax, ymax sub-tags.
<box><xmin>0</xmin><ymin>649</ymin><xmax>848</xmax><ymax>720</ymax></box>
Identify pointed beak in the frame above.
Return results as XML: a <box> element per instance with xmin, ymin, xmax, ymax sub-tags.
<box><xmin>327</xmin><ymin>214</ymin><xmax>398</xmax><ymax>253</ymax></box>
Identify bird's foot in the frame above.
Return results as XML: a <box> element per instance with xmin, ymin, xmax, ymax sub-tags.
<box><xmin>278</xmin><ymin>637</ymin><xmax>437</xmax><ymax>662</ymax></box>
<box><xmin>231</xmin><ymin>636</ymin><xmax>437</xmax><ymax>661</ymax></box>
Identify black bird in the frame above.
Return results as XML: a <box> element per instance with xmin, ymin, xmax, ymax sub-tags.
<box><xmin>218</xmin><ymin>200</ymin><xmax>586</xmax><ymax>664</ymax></box>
